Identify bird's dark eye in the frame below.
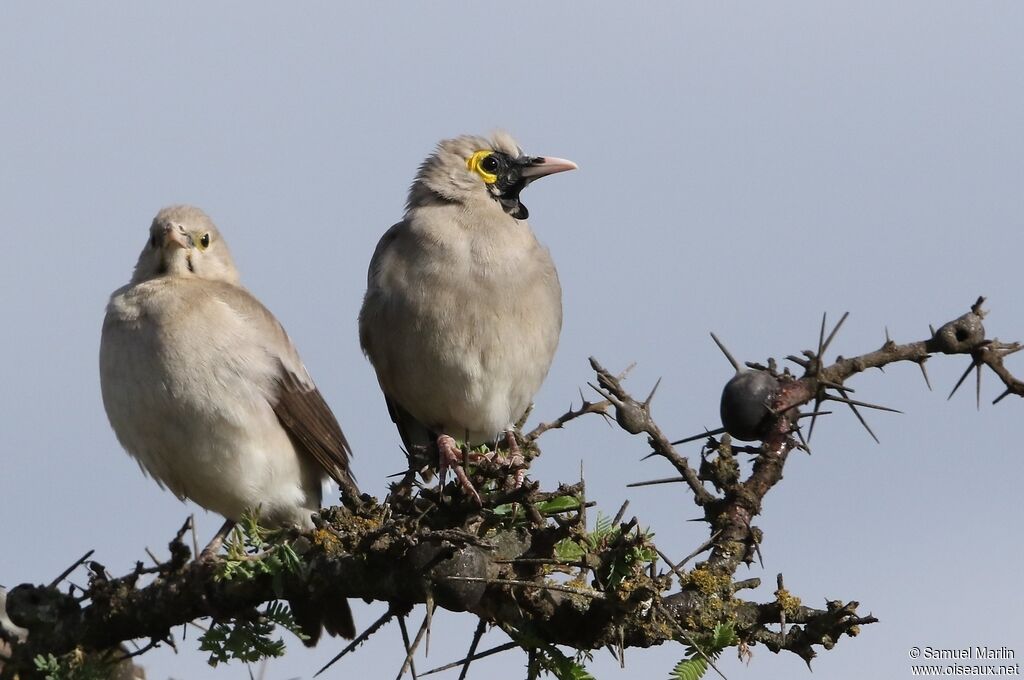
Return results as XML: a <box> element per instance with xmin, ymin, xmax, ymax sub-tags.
<box><xmin>198</xmin><ymin>233</ymin><xmax>211</xmax><ymax>250</ymax></box>
<box><xmin>149</xmin><ymin>234</ymin><xmax>160</xmax><ymax>248</ymax></box>
<box><xmin>480</xmin><ymin>155</ymin><xmax>499</xmax><ymax>173</ymax></box>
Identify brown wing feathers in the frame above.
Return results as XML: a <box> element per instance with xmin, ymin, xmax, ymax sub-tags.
<box><xmin>273</xmin><ymin>369</ymin><xmax>358</xmax><ymax>500</ymax></box>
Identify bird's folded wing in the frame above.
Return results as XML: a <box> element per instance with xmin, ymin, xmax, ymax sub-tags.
<box><xmin>274</xmin><ymin>368</ymin><xmax>357</xmax><ymax>493</ymax></box>
<box><xmin>211</xmin><ymin>281</ymin><xmax>357</xmax><ymax>496</ymax></box>
<box><xmin>385</xmin><ymin>395</ymin><xmax>438</xmax><ymax>481</ymax></box>
<box><xmin>385</xmin><ymin>395</ymin><xmax>434</xmax><ymax>453</ymax></box>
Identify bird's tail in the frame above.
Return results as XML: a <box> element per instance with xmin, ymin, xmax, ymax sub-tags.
<box><xmin>290</xmin><ymin>596</ymin><xmax>355</xmax><ymax>646</ymax></box>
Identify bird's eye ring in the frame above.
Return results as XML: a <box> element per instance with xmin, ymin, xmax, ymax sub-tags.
<box><xmin>467</xmin><ymin>150</ymin><xmax>499</xmax><ymax>184</ymax></box>
<box><xmin>198</xmin><ymin>233</ymin><xmax>211</xmax><ymax>250</ymax></box>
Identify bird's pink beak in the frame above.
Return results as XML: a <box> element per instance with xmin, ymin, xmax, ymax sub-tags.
<box><xmin>162</xmin><ymin>225</ymin><xmax>192</xmax><ymax>250</ymax></box>
<box><xmin>519</xmin><ymin>156</ymin><xmax>578</xmax><ymax>179</ymax></box>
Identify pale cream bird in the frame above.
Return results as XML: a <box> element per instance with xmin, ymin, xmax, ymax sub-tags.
<box><xmin>359</xmin><ymin>132</ymin><xmax>576</xmax><ymax>502</ymax></box>
<box><xmin>99</xmin><ymin>205</ymin><xmax>357</xmax><ymax>641</ymax></box>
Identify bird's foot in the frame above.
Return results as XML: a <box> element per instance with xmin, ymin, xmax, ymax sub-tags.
<box><xmin>197</xmin><ymin>547</ymin><xmax>220</xmax><ymax>563</ymax></box>
<box><xmin>478</xmin><ymin>430</ymin><xmax>527</xmax><ymax>490</ymax></box>
<box><xmin>197</xmin><ymin>519</ymin><xmax>236</xmax><ymax>562</ymax></box>
<box><xmin>437</xmin><ymin>434</ymin><xmax>482</xmax><ymax>506</ymax></box>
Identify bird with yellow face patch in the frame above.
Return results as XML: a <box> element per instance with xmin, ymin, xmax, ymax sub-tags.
<box><xmin>359</xmin><ymin>132</ymin><xmax>576</xmax><ymax>503</ymax></box>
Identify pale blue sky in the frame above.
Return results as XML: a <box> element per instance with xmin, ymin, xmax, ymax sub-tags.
<box><xmin>2</xmin><ymin>3</ymin><xmax>1022</xmax><ymax>679</ymax></box>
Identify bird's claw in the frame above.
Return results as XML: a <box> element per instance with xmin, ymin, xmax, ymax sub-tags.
<box><xmin>478</xmin><ymin>430</ymin><xmax>527</xmax><ymax>490</ymax></box>
<box><xmin>196</xmin><ymin>518</ymin><xmax>235</xmax><ymax>563</ymax></box>
<box><xmin>437</xmin><ymin>434</ymin><xmax>482</xmax><ymax>505</ymax></box>
<box><xmin>198</xmin><ymin>537</ymin><xmax>225</xmax><ymax>563</ymax></box>
<box><xmin>436</xmin><ymin>431</ymin><xmax>528</xmax><ymax>504</ymax></box>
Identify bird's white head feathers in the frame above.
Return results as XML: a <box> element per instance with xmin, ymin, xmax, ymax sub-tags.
<box><xmin>131</xmin><ymin>205</ymin><xmax>240</xmax><ymax>284</ymax></box>
<box><xmin>405</xmin><ymin>132</ymin><xmax>577</xmax><ymax>221</ymax></box>
<box><xmin>406</xmin><ymin>131</ymin><xmax>524</xmax><ymax>210</ymax></box>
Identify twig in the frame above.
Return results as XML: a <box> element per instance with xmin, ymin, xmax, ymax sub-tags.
<box><xmin>420</xmin><ymin>642</ymin><xmax>518</xmax><ymax>677</ymax></box>
<box><xmin>315</xmin><ymin>606</ymin><xmax>397</xmax><ymax>676</ymax></box>
<box><xmin>396</xmin><ymin>613</ymin><xmax>421</xmax><ymax>680</ymax></box>
<box><xmin>589</xmin><ymin>357</ymin><xmax>716</xmax><ymax>505</ymax></box>
<box><xmin>612</xmin><ymin>500</ymin><xmax>630</xmax><ymax>527</ymax></box>
<box><xmin>458</xmin><ymin>619</ymin><xmax>487</xmax><ymax>680</ymax></box>
<box><xmin>526</xmin><ymin>398</ymin><xmax>610</xmax><ymax>441</ymax></box>
<box><xmin>48</xmin><ymin>550</ymin><xmax>95</xmax><ymax>588</ymax></box>
<box><xmin>114</xmin><ymin>638</ymin><xmax>160</xmax><ymax>662</ymax></box>
<box><xmin>189</xmin><ymin>515</ymin><xmax>199</xmax><ymax>559</ymax></box>
<box><xmin>627</xmin><ymin>476</ymin><xmax>688</xmax><ymax>488</ymax></box>
<box><xmin>677</xmin><ymin>530</ymin><xmax>723</xmax><ymax>570</ymax></box>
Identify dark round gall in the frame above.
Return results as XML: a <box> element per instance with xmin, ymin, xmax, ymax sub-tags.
<box><xmin>720</xmin><ymin>370</ymin><xmax>780</xmax><ymax>441</ymax></box>
<box><xmin>408</xmin><ymin>542</ymin><xmax>489</xmax><ymax>612</ymax></box>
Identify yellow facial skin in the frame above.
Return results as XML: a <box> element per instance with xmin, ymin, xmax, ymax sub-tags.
<box><xmin>197</xmin><ymin>232</ymin><xmax>211</xmax><ymax>250</ymax></box>
<box><xmin>467</xmin><ymin>150</ymin><xmax>498</xmax><ymax>184</ymax></box>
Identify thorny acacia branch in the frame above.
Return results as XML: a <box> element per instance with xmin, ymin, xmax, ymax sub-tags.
<box><xmin>2</xmin><ymin>299</ymin><xmax>1018</xmax><ymax>678</ymax></box>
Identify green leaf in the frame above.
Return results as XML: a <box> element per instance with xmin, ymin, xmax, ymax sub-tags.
<box><xmin>489</xmin><ymin>503</ymin><xmax>517</xmax><ymax>517</ymax></box>
<box><xmin>505</xmin><ymin>626</ymin><xmax>596</xmax><ymax>680</ymax></box>
<box><xmin>709</xmin><ymin>622</ymin><xmax>738</xmax><ymax>650</ymax></box>
<box><xmin>534</xmin><ymin>496</ymin><xmax>582</xmax><ymax>514</ymax></box>
<box><xmin>532</xmin><ymin>644</ymin><xmax>596</xmax><ymax>680</ymax></box>
<box><xmin>198</xmin><ymin>601</ymin><xmax>306</xmax><ymax>667</ymax></box>
<box><xmin>592</xmin><ymin>513</ymin><xmax>615</xmax><ymax>540</ymax></box>
<box><xmin>670</xmin><ymin>657</ymin><xmax>709</xmax><ymax>680</ymax></box>
<box><xmin>674</xmin><ymin>621</ymin><xmax>737</xmax><ymax>680</ymax></box>
<box><xmin>554</xmin><ymin>538</ymin><xmax>586</xmax><ymax>562</ymax></box>
<box><xmin>31</xmin><ymin>652</ymin><xmax>109</xmax><ymax>680</ymax></box>
<box><xmin>683</xmin><ymin>622</ymin><xmax>737</xmax><ymax>659</ymax></box>
<box><xmin>215</xmin><ymin>512</ymin><xmax>304</xmax><ymax>587</ymax></box>
<box><xmin>490</xmin><ymin>496</ymin><xmax>579</xmax><ymax>523</ymax></box>
<box><xmin>33</xmin><ymin>654</ymin><xmax>61</xmax><ymax>679</ymax></box>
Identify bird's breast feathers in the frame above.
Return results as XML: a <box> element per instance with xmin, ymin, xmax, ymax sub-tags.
<box><xmin>101</xmin><ymin>279</ymin><xmax>312</xmax><ymax>516</ymax></box>
<box><xmin>362</xmin><ymin>209</ymin><xmax>562</xmax><ymax>438</ymax></box>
